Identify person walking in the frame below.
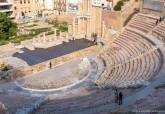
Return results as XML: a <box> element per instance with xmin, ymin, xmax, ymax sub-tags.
<box><xmin>118</xmin><ymin>92</ymin><xmax>123</xmax><ymax>105</ymax></box>
<box><xmin>114</xmin><ymin>89</ymin><xmax>118</xmax><ymax>104</ymax></box>
<box><xmin>49</xmin><ymin>62</ymin><xmax>52</xmax><ymax>69</ymax></box>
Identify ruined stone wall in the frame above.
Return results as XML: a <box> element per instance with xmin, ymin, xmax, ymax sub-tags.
<box><xmin>102</xmin><ymin>10</ymin><xmax>122</xmax><ymax>30</ymax></box>
<box><xmin>102</xmin><ymin>0</ymin><xmax>140</xmax><ymax>30</ymax></box>
<box><xmin>90</xmin><ymin>7</ymin><xmax>103</xmax><ymax>37</ymax></box>
<box><xmin>48</xmin><ymin>13</ymin><xmax>75</xmax><ymax>23</ymax></box>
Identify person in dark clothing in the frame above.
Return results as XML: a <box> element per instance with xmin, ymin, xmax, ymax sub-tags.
<box><xmin>49</xmin><ymin>62</ymin><xmax>52</xmax><ymax>69</ymax></box>
<box><xmin>118</xmin><ymin>92</ymin><xmax>123</xmax><ymax>105</ymax></box>
<box><xmin>159</xmin><ymin>17</ymin><xmax>162</xmax><ymax>22</ymax></box>
<box><xmin>114</xmin><ymin>89</ymin><xmax>118</xmax><ymax>104</ymax></box>
<box><xmin>156</xmin><ymin>19</ymin><xmax>159</xmax><ymax>25</ymax></box>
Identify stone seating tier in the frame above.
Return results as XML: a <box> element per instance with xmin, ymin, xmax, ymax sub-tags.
<box><xmin>128</xmin><ymin>13</ymin><xmax>158</xmax><ymax>33</ymax></box>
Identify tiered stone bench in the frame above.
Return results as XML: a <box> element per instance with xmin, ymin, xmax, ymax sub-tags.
<box><xmin>128</xmin><ymin>13</ymin><xmax>159</xmax><ymax>33</ymax></box>
<box><xmin>96</xmin><ymin>28</ymin><xmax>163</xmax><ymax>88</ymax></box>
<box><xmin>152</xmin><ymin>21</ymin><xmax>165</xmax><ymax>42</ymax></box>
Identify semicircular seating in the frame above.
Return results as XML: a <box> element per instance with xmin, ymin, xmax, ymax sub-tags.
<box><xmin>96</xmin><ymin>28</ymin><xmax>163</xmax><ymax>88</ymax></box>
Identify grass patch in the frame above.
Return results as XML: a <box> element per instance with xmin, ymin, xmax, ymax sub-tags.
<box><xmin>30</xmin><ymin>27</ymin><xmax>51</xmax><ymax>35</ymax></box>
<box><xmin>25</xmin><ymin>24</ymin><xmax>38</xmax><ymax>28</ymax></box>
<box><xmin>46</xmin><ymin>31</ymin><xmax>54</xmax><ymax>36</ymax></box>
<box><xmin>46</xmin><ymin>19</ymin><xmax>68</xmax><ymax>32</ymax></box>
<box><xmin>58</xmin><ymin>25</ymin><xmax>68</xmax><ymax>32</ymax></box>
<box><xmin>0</xmin><ymin>40</ymin><xmax>8</xmax><ymax>45</ymax></box>
<box><xmin>58</xmin><ymin>22</ymin><xmax>68</xmax><ymax>32</ymax></box>
<box><xmin>0</xmin><ymin>27</ymin><xmax>51</xmax><ymax>45</ymax></box>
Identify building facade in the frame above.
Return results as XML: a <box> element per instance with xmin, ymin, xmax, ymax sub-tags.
<box><xmin>69</xmin><ymin>0</ymin><xmax>123</xmax><ymax>38</ymax></box>
<box><xmin>10</xmin><ymin>0</ymin><xmax>68</xmax><ymax>19</ymax></box>
<box><xmin>44</xmin><ymin>0</ymin><xmax>54</xmax><ymax>10</ymax></box>
<box><xmin>54</xmin><ymin>0</ymin><xmax>66</xmax><ymax>12</ymax></box>
<box><xmin>71</xmin><ymin>0</ymin><xmax>92</xmax><ymax>37</ymax></box>
<box><xmin>12</xmin><ymin>0</ymin><xmax>42</xmax><ymax>19</ymax></box>
<box><xmin>70</xmin><ymin>0</ymin><xmax>103</xmax><ymax>38</ymax></box>
<box><xmin>0</xmin><ymin>0</ymin><xmax>13</xmax><ymax>16</ymax></box>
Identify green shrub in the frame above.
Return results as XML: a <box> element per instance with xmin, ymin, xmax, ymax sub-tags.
<box><xmin>8</xmin><ymin>28</ymin><xmax>51</xmax><ymax>44</ymax></box>
<box><xmin>30</xmin><ymin>28</ymin><xmax>51</xmax><ymax>35</ymax></box>
<box><xmin>114</xmin><ymin>0</ymin><xmax>124</xmax><ymax>11</ymax></box>
<box><xmin>114</xmin><ymin>4</ymin><xmax>122</xmax><ymax>11</ymax></box>
<box><xmin>46</xmin><ymin>31</ymin><xmax>54</xmax><ymax>36</ymax></box>
<box><xmin>59</xmin><ymin>21</ymin><xmax>68</xmax><ymax>32</ymax></box>
<box><xmin>0</xmin><ymin>63</ymin><xmax>11</xmax><ymax>71</ymax></box>
<box><xmin>58</xmin><ymin>25</ymin><xmax>68</xmax><ymax>32</ymax></box>
<box><xmin>118</xmin><ymin>0</ymin><xmax>124</xmax><ymax>6</ymax></box>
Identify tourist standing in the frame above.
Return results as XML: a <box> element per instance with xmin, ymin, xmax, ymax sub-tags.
<box><xmin>118</xmin><ymin>92</ymin><xmax>123</xmax><ymax>105</ymax></box>
<box><xmin>156</xmin><ymin>19</ymin><xmax>159</xmax><ymax>25</ymax></box>
<box><xmin>159</xmin><ymin>17</ymin><xmax>162</xmax><ymax>22</ymax></box>
<box><xmin>114</xmin><ymin>89</ymin><xmax>118</xmax><ymax>104</ymax></box>
<box><xmin>49</xmin><ymin>62</ymin><xmax>52</xmax><ymax>69</ymax></box>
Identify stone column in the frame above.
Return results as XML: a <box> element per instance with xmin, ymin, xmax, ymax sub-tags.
<box><xmin>86</xmin><ymin>18</ymin><xmax>88</xmax><ymax>37</ymax></box>
<box><xmin>43</xmin><ymin>32</ymin><xmax>46</xmax><ymax>43</ymax></box>
<box><xmin>78</xmin><ymin>17</ymin><xmax>80</xmax><ymax>35</ymax></box>
<box><xmin>33</xmin><ymin>37</ymin><xmax>35</xmax><ymax>43</ymax></box>
<box><xmin>54</xmin><ymin>28</ymin><xmax>57</xmax><ymax>36</ymax></box>
<box><xmin>83</xmin><ymin>17</ymin><xmax>85</xmax><ymax>35</ymax></box>
<box><xmin>102</xmin><ymin>21</ymin><xmax>105</xmax><ymax>38</ymax></box>
<box><xmin>38</xmin><ymin>35</ymin><xmax>41</xmax><ymax>43</ymax></box>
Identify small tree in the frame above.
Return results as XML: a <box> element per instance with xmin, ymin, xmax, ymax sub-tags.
<box><xmin>0</xmin><ymin>63</ymin><xmax>11</xmax><ymax>71</ymax></box>
<box><xmin>113</xmin><ymin>0</ymin><xmax>124</xmax><ymax>11</ymax></box>
<box><xmin>118</xmin><ymin>0</ymin><xmax>124</xmax><ymax>6</ymax></box>
<box><xmin>58</xmin><ymin>21</ymin><xmax>68</xmax><ymax>32</ymax></box>
<box><xmin>0</xmin><ymin>12</ymin><xmax>17</xmax><ymax>40</ymax></box>
<box><xmin>114</xmin><ymin>4</ymin><xmax>122</xmax><ymax>11</ymax></box>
